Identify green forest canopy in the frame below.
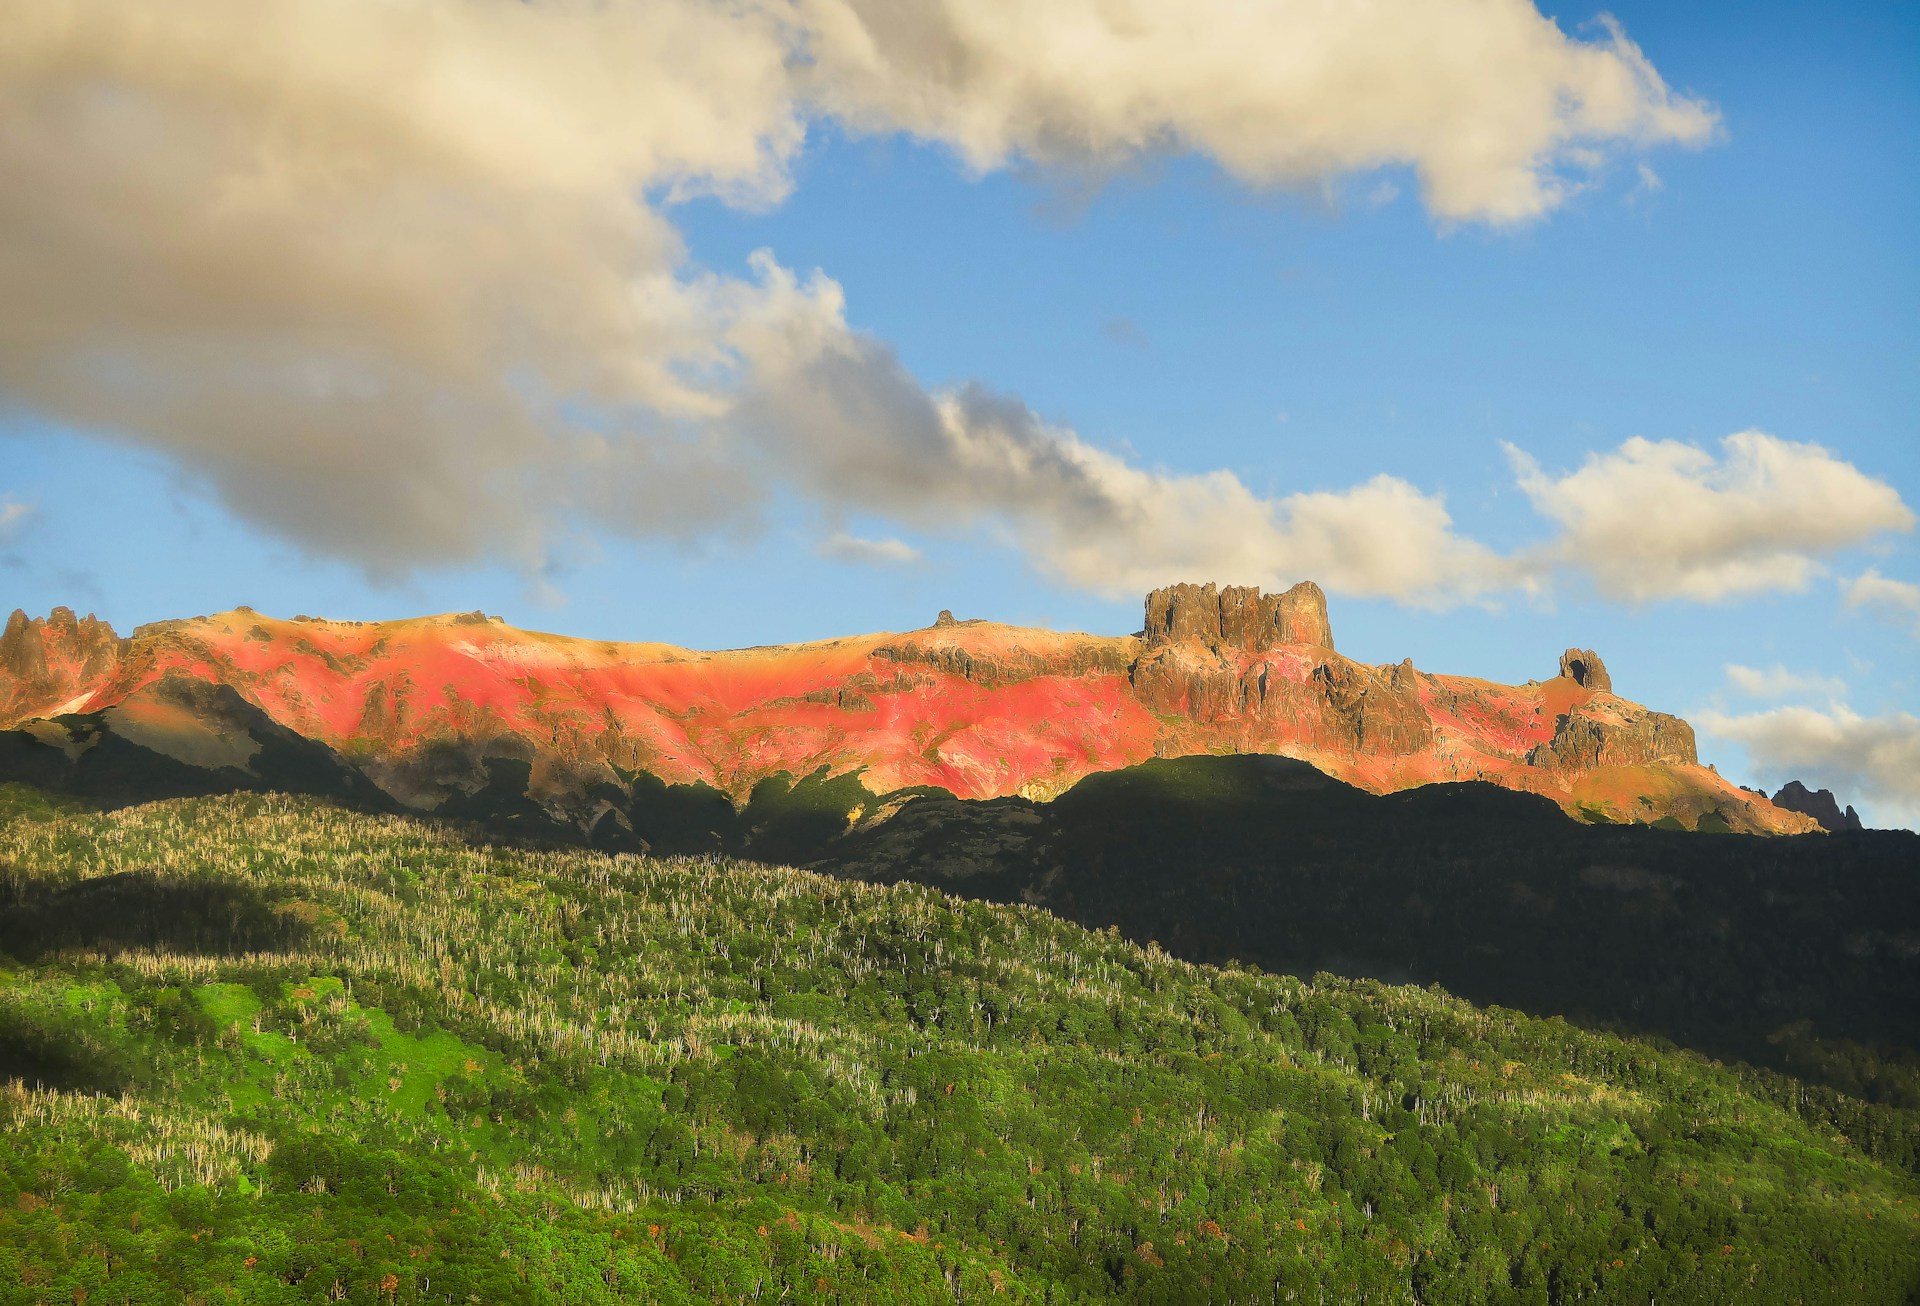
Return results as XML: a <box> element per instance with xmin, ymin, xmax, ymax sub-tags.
<box><xmin>0</xmin><ymin>785</ymin><xmax>1915</xmax><ymax>1303</ymax></box>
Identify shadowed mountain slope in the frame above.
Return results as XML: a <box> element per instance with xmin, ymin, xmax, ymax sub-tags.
<box><xmin>817</xmin><ymin>755</ymin><xmax>1920</xmax><ymax>1110</ymax></box>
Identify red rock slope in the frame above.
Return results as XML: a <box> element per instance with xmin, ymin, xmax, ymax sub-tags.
<box><xmin>0</xmin><ymin>584</ymin><xmax>1814</xmax><ymax>834</ymax></box>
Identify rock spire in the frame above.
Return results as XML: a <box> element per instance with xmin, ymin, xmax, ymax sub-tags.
<box><xmin>1557</xmin><ymin>648</ymin><xmax>1611</xmax><ymax>694</ymax></box>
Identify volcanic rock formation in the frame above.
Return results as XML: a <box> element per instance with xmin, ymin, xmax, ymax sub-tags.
<box><xmin>1</xmin><ymin>607</ymin><xmax>127</xmax><ymax>720</ymax></box>
<box><xmin>0</xmin><ymin>586</ymin><xmax>1816</xmax><ymax>835</ymax></box>
<box><xmin>1144</xmin><ymin>580</ymin><xmax>1334</xmax><ymax>651</ymax></box>
<box><xmin>1771</xmin><ymin>780</ymin><xmax>1863</xmax><ymax>832</ymax></box>
<box><xmin>1557</xmin><ymin>648</ymin><xmax>1611</xmax><ymax>693</ymax></box>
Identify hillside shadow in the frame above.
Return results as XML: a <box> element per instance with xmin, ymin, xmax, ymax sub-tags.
<box><xmin>822</xmin><ymin>755</ymin><xmax>1920</xmax><ymax>1109</ymax></box>
<box><xmin>0</xmin><ymin>1009</ymin><xmax>135</xmax><ymax>1095</ymax></box>
<box><xmin>0</xmin><ymin>868</ymin><xmax>310</xmax><ymax>962</ymax></box>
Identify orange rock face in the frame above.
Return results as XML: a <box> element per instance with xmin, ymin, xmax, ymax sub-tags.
<box><xmin>0</xmin><ymin>586</ymin><xmax>1816</xmax><ymax>834</ymax></box>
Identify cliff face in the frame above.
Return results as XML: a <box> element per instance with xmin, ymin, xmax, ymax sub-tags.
<box><xmin>1527</xmin><ymin>707</ymin><xmax>1696</xmax><ymax>772</ymax></box>
<box><xmin>1143</xmin><ymin>580</ymin><xmax>1335</xmax><ymax>651</ymax></box>
<box><xmin>0</xmin><ymin>587</ymin><xmax>1815</xmax><ymax>835</ymax></box>
<box><xmin>1</xmin><ymin>607</ymin><xmax>128</xmax><ymax>720</ymax></box>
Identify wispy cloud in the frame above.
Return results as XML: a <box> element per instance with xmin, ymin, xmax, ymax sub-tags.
<box><xmin>818</xmin><ymin>530</ymin><xmax>922</xmax><ymax>567</ymax></box>
<box><xmin>0</xmin><ymin>497</ymin><xmax>33</xmax><ymax>541</ymax></box>
<box><xmin>1629</xmin><ymin>161</ymin><xmax>1664</xmax><ymax>202</ymax></box>
<box><xmin>1845</xmin><ymin>568</ymin><xmax>1920</xmax><ymax>637</ymax></box>
<box><xmin>1723</xmin><ymin>663</ymin><xmax>1846</xmax><ymax>701</ymax></box>
<box><xmin>733</xmin><ymin>310</ymin><xmax>1517</xmax><ymax>603</ymax></box>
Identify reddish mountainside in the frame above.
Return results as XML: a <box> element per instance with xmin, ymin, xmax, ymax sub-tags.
<box><xmin>0</xmin><ymin>584</ymin><xmax>1814</xmax><ymax>834</ymax></box>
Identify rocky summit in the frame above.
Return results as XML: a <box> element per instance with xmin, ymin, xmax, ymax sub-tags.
<box><xmin>0</xmin><ymin>584</ymin><xmax>1815</xmax><ymax>836</ymax></box>
<box><xmin>1771</xmin><ymin>780</ymin><xmax>1864</xmax><ymax>832</ymax></box>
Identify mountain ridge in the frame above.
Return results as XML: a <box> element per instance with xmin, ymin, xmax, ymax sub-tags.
<box><xmin>0</xmin><ymin>583</ymin><xmax>1815</xmax><ymax>835</ymax></box>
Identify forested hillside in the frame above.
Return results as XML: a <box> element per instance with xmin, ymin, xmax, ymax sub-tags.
<box><xmin>1</xmin><ymin>786</ymin><xmax>1916</xmax><ymax>1303</ymax></box>
<box><xmin>821</xmin><ymin>756</ymin><xmax>1920</xmax><ymax>1107</ymax></box>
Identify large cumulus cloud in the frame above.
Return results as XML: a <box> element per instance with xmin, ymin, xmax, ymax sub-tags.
<box><xmin>798</xmin><ymin>0</ymin><xmax>1716</xmax><ymax>223</ymax></box>
<box><xmin>1508</xmin><ymin>433</ymin><xmax>1915</xmax><ymax>603</ymax></box>
<box><xmin>3</xmin><ymin>0</ymin><xmax>1852</xmax><ymax>606</ymax></box>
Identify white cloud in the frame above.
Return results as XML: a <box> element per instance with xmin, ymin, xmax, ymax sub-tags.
<box><xmin>1723</xmin><ymin>663</ymin><xmax>1846</xmax><ymax>701</ymax></box>
<box><xmin>1</xmin><ymin>0</ymin><xmax>805</xmax><ymax>572</ymax></box>
<box><xmin>1845</xmin><ymin>568</ymin><xmax>1920</xmax><ymax>637</ymax></box>
<box><xmin>1508</xmin><ymin>432</ymin><xmax>1915</xmax><ymax>602</ymax></box>
<box><xmin>819</xmin><ymin>530</ymin><xmax>922</xmax><ymax>567</ymax></box>
<box><xmin>1023</xmin><ymin>458</ymin><xmax>1511</xmax><ymax>605</ymax></box>
<box><xmin>1366</xmin><ymin>180</ymin><xmax>1403</xmax><ymax>209</ymax></box>
<box><xmin>0</xmin><ymin>0</ymin><xmax>1719</xmax><ymax>598</ymax></box>
<box><xmin>1700</xmin><ymin>704</ymin><xmax>1920</xmax><ymax>831</ymax></box>
<box><xmin>728</xmin><ymin>273</ymin><xmax>1513</xmax><ymax>604</ymax></box>
<box><xmin>801</xmin><ymin>0</ymin><xmax>1717</xmax><ymax>224</ymax></box>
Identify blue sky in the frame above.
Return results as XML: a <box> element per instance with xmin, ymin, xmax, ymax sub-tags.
<box><xmin>2</xmin><ymin>0</ymin><xmax>1916</xmax><ymax>821</ymax></box>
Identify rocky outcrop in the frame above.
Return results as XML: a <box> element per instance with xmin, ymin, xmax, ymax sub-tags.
<box><xmin>1132</xmin><ymin>586</ymin><xmax>1427</xmax><ymax>754</ymax></box>
<box><xmin>1772</xmin><ymin>781</ymin><xmax>1863</xmax><ymax>832</ymax></box>
<box><xmin>1558</xmin><ymin>648</ymin><xmax>1611</xmax><ymax>693</ymax></box>
<box><xmin>1310</xmin><ymin>657</ymin><xmax>1434</xmax><ymax>754</ymax></box>
<box><xmin>1128</xmin><ymin>642</ymin><xmax>1235</xmax><ymax>721</ymax></box>
<box><xmin>1144</xmin><ymin>582</ymin><xmax>1218</xmax><ymax>646</ymax></box>
<box><xmin>39</xmin><ymin>608</ymin><xmax>124</xmax><ymax>678</ymax></box>
<box><xmin>1</xmin><ymin>608</ymin><xmax>126</xmax><ymax>716</ymax></box>
<box><xmin>1144</xmin><ymin>582</ymin><xmax>1333</xmax><ymax>652</ymax></box>
<box><xmin>873</xmin><ymin>635</ymin><xmax>1132</xmax><ymax>686</ymax></box>
<box><xmin>1</xmin><ymin>609</ymin><xmax>48</xmax><ymax>684</ymax></box>
<box><xmin>1528</xmin><ymin>706</ymin><xmax>1696</xmax><ymax>771</ymax></box>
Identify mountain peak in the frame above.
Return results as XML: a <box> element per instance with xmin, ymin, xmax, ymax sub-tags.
<box><xmin>1771</xmin><ymin>780</ymin><xmax>1863</xmax><ymax>832</ymax></box>
<box><xmin>1</xmin><ymin>607</ymin><xmax>125</xmax><ymax>716</ymax></box>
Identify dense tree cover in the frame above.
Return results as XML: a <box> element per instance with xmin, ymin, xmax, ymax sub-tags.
<box><xmin>19</xmin><ymin>729</ymin><xmax>1920</xmax><ymax>1114</ymax></box>
<box><xmin>820</xmin><ymin>756</ymin><xmax>1920</xmax><ymax>1108</ymax></box>
<box><xmin>0</xmin><ymin>784</ymin><xmax>1916</xmax><ymax>1304</ymax></box>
